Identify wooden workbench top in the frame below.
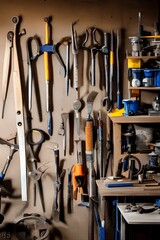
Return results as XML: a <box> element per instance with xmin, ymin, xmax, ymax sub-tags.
<box><xmin>96</xmin><ymin>179</ymin><xmax>160</xmax><ymax>197</ymax></box>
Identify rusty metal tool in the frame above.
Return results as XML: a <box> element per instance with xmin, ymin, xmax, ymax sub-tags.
<box><xmin>1</xmin><ymin>31</ymin><xmax>14</xmax><ymax>119</ymax></box>
<box><xmin>12</xmin><ymin>16</ymin><xmax>27</xmax><ymax>201</ymax></box>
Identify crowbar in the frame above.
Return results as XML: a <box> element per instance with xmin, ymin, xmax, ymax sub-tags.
<box><xmin>12</xmin><ymin>16</ymin><xmax>27</xmax><ymax>201</ymax></box>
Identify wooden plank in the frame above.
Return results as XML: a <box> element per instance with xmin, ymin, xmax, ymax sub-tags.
<box><xmin>96</xmin><ymin>179</ymin><xmax>160</xmax><ymax>197</ymax></box>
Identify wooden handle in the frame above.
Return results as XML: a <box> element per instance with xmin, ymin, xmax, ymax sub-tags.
<box><xmin>85</xmin><ymin>120</ymin><xmax>93</xmax><ymax>154</ymax></box>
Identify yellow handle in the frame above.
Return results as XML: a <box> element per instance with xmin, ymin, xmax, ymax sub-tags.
<box><xmin>44</xmin><ymin>17</ymin><xmax>49</xmax><ymax>81</ymax></box>
<box><xmin>110</xmin><ymin>50</ymin><xmax>114</xmax><ymax>65</ymax></box>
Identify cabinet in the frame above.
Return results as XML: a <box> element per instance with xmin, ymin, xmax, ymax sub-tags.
<box><xmin>110</xmin><ymin>115</ymin><xmax>160</xmax><ymax>176</ymax></box>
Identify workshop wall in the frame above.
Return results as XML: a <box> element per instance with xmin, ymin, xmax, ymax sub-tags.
<box><xmin>0</xmin><ymin>0</ymin><xmax>158</xmax><ymax>239</ymax></box>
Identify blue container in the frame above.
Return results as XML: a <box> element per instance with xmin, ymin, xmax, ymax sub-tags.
<box><xmin>132</xmin><ymin>69</ymin><xmax>142</xmax><ymax>80</ymax></box>
<box><xmin>122</xmin><ymin>99</ymin><xmax>139</xmax><ymax>116</ymax></box>
<box><xmin>143</xmin><ymin>69</ymin><xmax>154</xmax><ymax>87</ymax></box>
<box><xmin>153</xmin><ymin>69</ymin><xmax>160</xmax><ymax>87</ymax></box>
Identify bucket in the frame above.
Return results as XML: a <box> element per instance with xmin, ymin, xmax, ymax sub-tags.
<box><xmin>122</xmin><ymin>99</ymin><xmax>139</xmax><ymax>116</ymax></box>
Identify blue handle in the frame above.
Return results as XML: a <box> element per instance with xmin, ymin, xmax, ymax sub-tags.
<box><xmin>105</xmin><ymin>182</ymin><xmax>133</xmax><ymax>188</ymax></box>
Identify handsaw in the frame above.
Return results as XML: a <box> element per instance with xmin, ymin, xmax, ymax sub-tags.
<box><xmin>1</xmin><ymin>31</ymin><xmax>14</xmax><ymax>118</ymax></box>
<box><xmin>44</xmin><ymin>17</ymin><xmax>53</xmax><ymax>136</ymax></box>
<box><xmin>12</xmin><ymin>16</ymin><xmax>27</xmax><ymax>201</ymax></box>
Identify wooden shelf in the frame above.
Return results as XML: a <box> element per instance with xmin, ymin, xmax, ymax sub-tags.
<box><xmin>110</xmin><ymin>115</ymin><xmax>160</xmax><ymax>124</ymax></box>
<box><xmin>129</xmin><ymin>87</ymin><xmax>160</xmax><ymax>90</ymax></box>
<box><xmin>127</xmin><ymin>56</ymin><xmax>160</xmax><ymax>60</ymax></box>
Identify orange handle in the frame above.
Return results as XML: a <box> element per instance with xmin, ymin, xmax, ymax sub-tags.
<box><xmin>85</xmin><ymin>120</ymin><xmax>93</xmax><ymax>155</ymax></box>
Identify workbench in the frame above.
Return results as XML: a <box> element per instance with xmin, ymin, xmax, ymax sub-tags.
<box><xmin>118</xmin><ymin>203</ymin><xmax>160</xmax><ymax>240</ymax></box>
<box><xmin>96</xmin><ymin>178</ymin><xmax>160</xmax><ymax>240</ymax></box>
<box><xmin>96</xmin><ymin>179</ymin><xmax>160</xmax><ymax>197</ymax></box>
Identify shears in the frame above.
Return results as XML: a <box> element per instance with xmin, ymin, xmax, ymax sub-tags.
<box><xmin>26</xmin><ymin>128</ymin><xmax>46</xmax><ymax>212</ymax></box>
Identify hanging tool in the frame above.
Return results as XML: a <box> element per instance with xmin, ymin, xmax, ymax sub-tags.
<box><xmin>71</xmin><ymin>20</ymin><xmax>79</xmax><ymax>90</ymax></box>
<box><xmin>109</xmin><ymin>30</ymin><xmax>114</xmax><ymax>104</ymax></box>
<box><xmin>12</xmin><ymin>16</ymin><xmax>27</xmax><ymax>201</ymax></box>
<box><xmin>102</xmin><ymin>32</ymin><xmax>111</xmax><ymax>112</ymax></box>
<box><xmin>82</xmin><ymin>28</ymin><xmax>103</xmax><ymax>86</ymax></box>
<box><xmin>71</xmin><ymin>21</ymin><xmax>83</xmax><ymax>137</ymax></box>
<box><xmin>58</xmin><ymin>113</ymin><xmax>69</xmax><ymax>156</ymax></box>
<box><xmin>48</xmin><ymin>143</ymin><xmax>65</xmax><ymax>221</ymax></box>
<box><xmin>26</xmin><ymin>128</ymin><xmax>46</xmax><ymax>212</ymax></box>
<box><xmin>44</xmin><ymin>17</ymin><xmax>53</xmax><ymax>136</ymax></box>
<box><xmin>27</xmin><ymin>36</ymin><xmax>40</xmax><ymax>113</ymax></box>
<box><xmin>90</xmin><ymin>28</ymin><xmax>103</xmax><ymax>86</ymax></box>
<box><xmin>72</xmin><ymin>140</ymin><xmax>86</xmax><ymax>200</ymax></box>
<box><xmin>85</xmin><ymin>91</ymin><xmax>98</xmax><ymax>240</ymax></box>
<box><xmin>0</xmin><ymin>138</ymin><xmax>19</xmax><ymax>181</ymax></box>
<box><xmin>27</xmin><ymin>17</ymin><xmax>66</xmax><ymax>135</ymax></box>
<box><xmin>15</xmin><ymin>213</ymin><xmax>50</xmax><ymax>240</ymax></box>
<box><xmin>64</xmin><ymin>39</ymin><xmax>71</xmax><ymax>96</ymax></box>
<box><xmin>1</xmin><ymin>31</ymin><xmax>14</xmax><ymax>119</ymax></box>
<box><xmin>116</xmin><ymin>29</ymin><xmax>122</xmax><ymax>109</ymax></box>
<box><xmin>73</xmin><ymin>99</ymin><xmax>82</xmax><ymax>137</ymax></box>
<box><xmin>97</xmin><ymin>110</ymin><xmax>104</xmax><ymax>179</ymax></box>
<box><xmin>67</xmin><ymin>170</ymin><xmax>73</xmax><ymax>213</ymax></box>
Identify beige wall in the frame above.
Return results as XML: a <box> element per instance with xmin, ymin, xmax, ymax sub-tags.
<box><xmin>0</xmin><ymin>0</ymin><xmax>158</xmax><ymax>239</ymax></box>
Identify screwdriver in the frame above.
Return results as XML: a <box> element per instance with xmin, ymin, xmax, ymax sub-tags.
<box><xmin>44</xmin><ymin>17</ymin><xmax>52</xmax><ymax>136</ymax></box>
